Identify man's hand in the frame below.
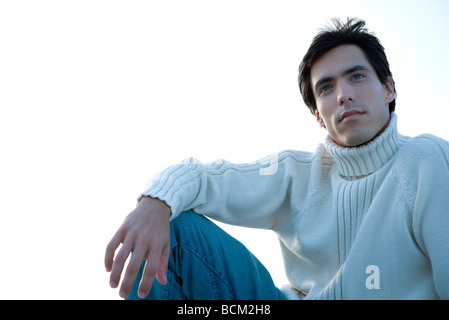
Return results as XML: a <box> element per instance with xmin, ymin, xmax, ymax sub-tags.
<box><xmin>105</xmin><ymin>196</ymin><xmax>171</xmax><ymax>299</ymax></box>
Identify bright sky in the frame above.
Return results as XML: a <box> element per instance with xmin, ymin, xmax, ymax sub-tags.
<box><xmin>1</xmin><ymin>0</ymin><xmax>448</xmax><ymax>299</ymax></box>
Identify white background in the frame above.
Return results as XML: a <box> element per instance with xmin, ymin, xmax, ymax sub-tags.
<box><xmin>1</xmin><ymin>0</ymin><xmax>448</xmax><ymax>299</ymax></box>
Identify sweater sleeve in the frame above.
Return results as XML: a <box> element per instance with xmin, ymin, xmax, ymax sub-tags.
<box><xmin>140</xmin><ymin>149</ymin><xmax>327</xmax><ymax>230</ymax></box>
<box><xmin>406</xmin><ymin>135</ymin><xmax>449</xmax><ymax>299</ymax></box>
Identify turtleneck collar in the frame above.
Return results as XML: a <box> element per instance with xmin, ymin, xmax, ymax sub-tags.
<box><xmin>324</xmin><ymin>113</ymin><xmax>409</xmax><ymax>179</ymax></box>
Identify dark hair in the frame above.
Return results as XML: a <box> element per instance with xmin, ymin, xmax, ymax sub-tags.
<box><xmin>298</xmin><ymin>17</ymin><xmax>396</xmax><ymax>114</ymax></box>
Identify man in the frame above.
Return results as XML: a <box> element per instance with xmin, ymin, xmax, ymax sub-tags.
<box><xmin>105</xmin><ymin>18</ymin><xmax>449</xmax><ymax>300</ymax></box>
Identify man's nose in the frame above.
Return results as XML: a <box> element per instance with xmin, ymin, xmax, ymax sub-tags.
<box><xmin>337</xmin><ymin>82</ymin><xmax>355</xmax><ymax>106</ymax></box>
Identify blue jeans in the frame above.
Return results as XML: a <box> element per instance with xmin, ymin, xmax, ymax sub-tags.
<box><xmin>127</xmin><ymin>210</ymin><xmax>285</xmax><ymax>300</ymax></box>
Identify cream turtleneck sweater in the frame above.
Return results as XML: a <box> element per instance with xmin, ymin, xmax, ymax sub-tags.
<box><xmin>141</xmin><ymin>113</ymin><xmax>449</xmax><ymax>299</ymax></box>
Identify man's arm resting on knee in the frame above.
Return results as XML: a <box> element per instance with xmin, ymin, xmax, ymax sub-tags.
<box><xmin>104</xmin><ymin>196</ymin><xmax>171</xmax><ymax>299</ymax></box>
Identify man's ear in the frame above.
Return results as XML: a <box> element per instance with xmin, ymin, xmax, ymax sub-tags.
<box><xmin>384</xmin><ymin>76</ymin><xmax>395</xmax><ymax>105</ymax></box>
<box><xmin>313</xmin><ymin>109</ymin><xmax>326</xmax><ymax>128</ymax></box>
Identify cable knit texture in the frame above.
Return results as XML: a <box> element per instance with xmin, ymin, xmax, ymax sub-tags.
<box><xmin>142</xmin><ymin>113</ymin><xmax>449</xmax><ymax>299</ymax></box>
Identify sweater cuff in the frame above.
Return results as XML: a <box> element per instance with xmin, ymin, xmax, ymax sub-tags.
<box><xmin>138</xmin><ymin>158</ymin><xmax>204</xmax><ymax>220</ymax></box>
<box><xmin>139</xmin><ymin>185</ymin><xmax>183</xmax><ymax>220</ymax></box>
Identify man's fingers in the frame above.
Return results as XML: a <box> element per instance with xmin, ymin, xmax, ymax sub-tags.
<box><xmin>105</xmin><ymin>229</ymin><xmax>170</xmax><ymax>298</ymax></box>
<box><xmin>109</xmin><ymin>240</ymin><xmax>135</xmax><ymax>289</ymax></box>
<box><xmin>105</xmin><ymin>197</ymin><xmax>172</xmax><ymax>299</ymax></box>
<box><xmin>104</xmin><ymin>231</ymin><xmax>124</xmax><ymax>272</ymax></box>
<box><xmin>136</xmin><ymin>243</ymin><xmax>171</xmax><ymax>298</ymax></box>
<box><xmin>156</xmin><ymin>244</ymin><xmax>170</xmax><ymax>285</ymax></box>
<box><xmin>118</xmin><ymin>247</ymin><xmax>147</xmax><ymax>298</ymax></box>
<box><xmin>137</xmin><ymin>258</ymin><xmax>158</xmax><ymax>299</ymax></box>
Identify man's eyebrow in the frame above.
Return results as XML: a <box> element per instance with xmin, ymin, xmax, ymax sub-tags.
<box><xmin>314</xmin><ymin>65</ymin><xmax>371</xmax><ymax>93</ymax></box>
<box><xmin>314</xmin><ymin>76</ymin><xmax>334</xmax><ymax>94</ymax></box>
<box><xmin>341</xmin><ymin>65</ymin><xmax>370</xmax><ymax>77</ymax></box>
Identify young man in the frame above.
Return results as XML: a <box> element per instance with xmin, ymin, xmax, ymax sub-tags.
<box><xmin>105</xmin><ymin>18</ymin><xmax>449</xmax><ymax>300</ymax></box>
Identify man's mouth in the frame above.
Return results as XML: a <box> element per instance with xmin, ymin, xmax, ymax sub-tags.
<box><xmin>339</xmin><ymin>110</ymin><xmax>364</xmax><ymax>122</ymax></box>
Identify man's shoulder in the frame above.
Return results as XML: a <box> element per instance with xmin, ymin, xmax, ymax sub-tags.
<box><xmin>393</xmin><ymin>134</ymin><xmax>449</xmax><ymax>207</ymax></box>
<box><xmin>397</xmin><ymin>133</ymin><xmax>449</xmax><ymax>168</ymax></box>
<box><xmin>404</xmin><ymin>133</ymin><xmax>449</xmax><ymax>155</ymax></box>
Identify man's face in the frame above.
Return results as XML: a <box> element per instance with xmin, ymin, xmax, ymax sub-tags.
<box><xmin>310</xmin><ymin>44</ymin><xmax>395</xmax><ymax>147</ymax></box>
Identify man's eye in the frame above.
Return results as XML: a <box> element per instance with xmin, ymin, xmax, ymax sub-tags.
<box><xmin>352</xmin><ymin>74</ymin><xmax>364</xmax><ymax>80</ymax></box>
<box><xmin>321</xmin><ymin>85</ymin><xmax>332</xmax><ymax>94</ymax></box>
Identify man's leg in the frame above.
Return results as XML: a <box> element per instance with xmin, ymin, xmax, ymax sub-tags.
<box><xmin>128</xmin><ymin>210</ymin><xmax>285</xmax><ymax>300</ymax></box>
